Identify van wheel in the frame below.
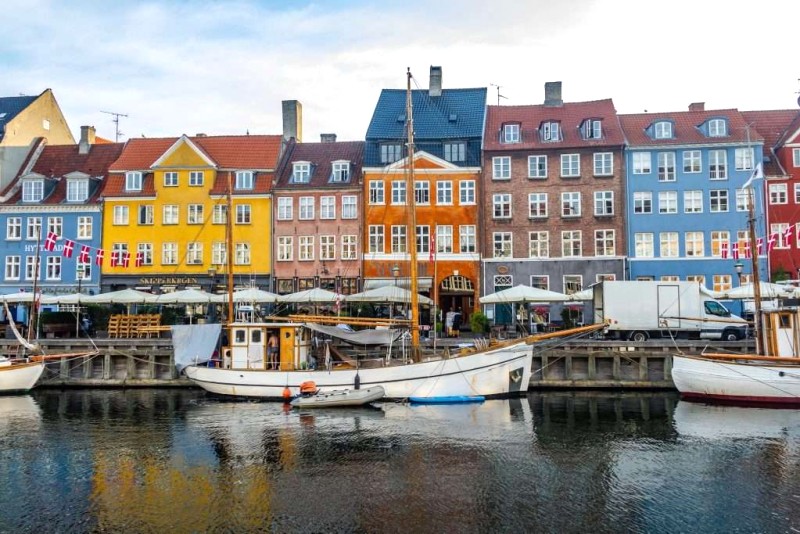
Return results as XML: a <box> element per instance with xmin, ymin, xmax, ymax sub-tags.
<box><xmin>723</xmin><ymin>329</ymin><xmax>740</xmax><ymax>341</ymax></box>
<box><xmin>630</xmin><ymin>331</ymin><xmax>649</xmax><ymax>342</ymax></box>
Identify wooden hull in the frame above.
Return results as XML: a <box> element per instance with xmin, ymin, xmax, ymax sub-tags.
<box><xmin>672</xmin><ymin>354</ymin><xmax>800</xmax><ymax>405</ymax></box>
<box><xmin>291</xmin><ymin>386</ymin><xmax>385</xmax><ymax>408</ymax></box>
<box><xmin>0</xmin><ymin>361</ymin><xmax>45</xmax><ymax>394</ymax></box>
<box><xmin>185</xmin><ymin>343</ymin><xmax>533</xmax><ymax>400</ymax></box>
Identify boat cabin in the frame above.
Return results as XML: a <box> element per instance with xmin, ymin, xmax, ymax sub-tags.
<box><xmin>223</xmin><ymin>322</ymin><xmax>313</xmax><ymax>371</ymax></box>
<box><xmin>761</xmin><ymin>309</ymin><xmax>800</xmax><ymax>357</ymax></box>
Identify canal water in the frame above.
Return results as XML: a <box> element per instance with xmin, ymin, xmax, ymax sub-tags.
<box><xmin>1</xmin><ymin>390</ymin><xmax>799</xmax><ymax>533</ymax></box>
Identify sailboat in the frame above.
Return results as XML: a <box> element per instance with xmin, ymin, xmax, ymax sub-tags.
<box><xmin>182</xmin><ymin>69</ymin><xmax>604</xmax><ymax>400</ymax></box>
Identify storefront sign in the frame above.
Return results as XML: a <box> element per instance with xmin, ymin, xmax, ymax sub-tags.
<box><xmin>138</xmin><ymin>277</ymin><xmax>199</xmax><ymax>285</ymax></box>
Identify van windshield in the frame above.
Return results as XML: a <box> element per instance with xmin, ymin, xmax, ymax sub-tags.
<box><xmin>704</xmin><ymin>301</ymin><xmax>731</xmax><ymax>317</ymax></box>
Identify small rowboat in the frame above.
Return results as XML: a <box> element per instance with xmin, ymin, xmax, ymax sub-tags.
<box><xmin>290</xmin><ymin>386</ymin><xmax>385</xmax><ymax>408</ymax></box>
<box><xmin>409</xmin><ymin>395</ymin><xmax>485</xmax><ymax>404</ymax></box>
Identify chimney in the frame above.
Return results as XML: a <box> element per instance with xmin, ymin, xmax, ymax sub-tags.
<box><xmin>282</xmin><ymin>100</ymin><xmax>303</xmax><ymax>143</ymax></box>
<box><xmin>544</xmin><ymin>82</ymin><xmax>563</xmax><ymax>107</ymax></box>
<box><xmin>429</xmin><ymin>66</ymin><xmax>442</xmax><ymax>97</ymax></box>
<box><xmin>689</xmin><ymin>102</ymin><xmax>705</xmax><ymax>112</ymax></box>
<box><xmin>320</xmin><ymin>133</ymin><xmax>337</xmax><ymax>143</ymax></box>
<box><xmin>78</xmin><ymin>125</ymin><xmax>96</xmax><ymax>155</ymax></box>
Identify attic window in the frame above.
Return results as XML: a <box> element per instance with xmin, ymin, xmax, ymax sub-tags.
<box><xmin>654</xmin><ymin>121</ymin><xmax>673</xmax><ymax>139</ymax></box>
<box><xmin>708</xmin><ymin>119</ymin><xmax>727</xmax><ymax>137</ymax></box>
<box><xmin>582</xmin><ymin>119</ymin><xmax>602</xmax><ymax>139</ymax></box>
<box><xmin>397</xmin><ymin>114</ymin><xmax>406</xmax><ymax>123</ymax></box>
<box><xmin>540</xmin><ymin>121</ymin><xmax>561</xmax><ymax>142</ymax></box>
<box><xmin>292</xmin><ymin>162</ymin><xmax>311</xmax><ymax>183</ymax></box>
<box><xmin>22</xmin><ymin>180</ymin><xmax>44</xmax><ymax>202</ymax></box>
<box><xmin>0</xmin><ymin>113</ymin><xmax>7</xmax><ymax>119</ymax></box>
<box><xmin>235</xmin><ymin>171</ymin><xmax>254</xmax><ymax>190</ymax></box>
<box><xmin>331</xmin><ymin>161</ymin><xmax>350</xmax><ymax>182</ymax></box>
<box><xmin>503</xmin><ymin>124</ymin><xmax>520</xmax><ymax>143</ymax></box>
<box><xmin>125</xmin><ymin>171</ymin><xmax>142</xmax><ymax>191</ymax></box>
<box><xmin>67</xmin><ymin>179</ymin><xmax>89</xmax><ymax>202</ymax></box>
<box><xmin>449</xmin><ymin>113</ymin><xmax>457</xmax><ymax>122</ymax></box>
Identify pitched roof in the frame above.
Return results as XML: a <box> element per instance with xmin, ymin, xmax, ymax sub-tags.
<box><xmin>741</xmin><ymin>109</ymin><xmax>799</xmax><ymax>176</ymax></box>
<box><xmin>619</xmin><ymin>109</ymin><xmax>763</xmax><ymax>147</ymax></box>
<box><xmin>365</xmin><ymin>88</ymin><xmax>487</xmax><ymax>140</ymax></box>
<box><xmin>273</xmin><ymin>139</ymin><xmax>364</xmax><ymax>189</ymax></box>
<box><xmin>484</xmin><ymin>99</ymin><xmax>625</xmax><ymax>151</ymax></box>
<box><xmin>0</xmin><ymin>95</ymin><xmax>38</xmax><ymax>142</ymax></box>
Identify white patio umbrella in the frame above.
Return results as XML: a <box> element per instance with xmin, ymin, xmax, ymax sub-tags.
<box><xmin>82</xmin><ymin>288</ymin><xmax>156</xmax><ymax>304</ymax></box>
<box><xmin>479</xmin><ymin>284</ymin><xmax>570</xmax><ymax>304</ymax></box>
<box><xmin>0</xmin><ymin>291</ymin><xmax>38</xmax><ymax>303</ymax></box>
<box><xmin>277</xmin><ymin>287</ymin><xmax>342</xmax><ymax>303</ymax></box>
<box><xmin>153</xmin><ymin>288</ymin><xmax>217</xmax><ymax>304</ymax></box>
<box><xmin>717</xmin><ymin>281</ymin><xmax>794</xmax><ymax>300</ymax></box>
<box><xmin>347</xmin><ymin>285</ymin><xmax>433</xmax><ymax>305</ymax></box>
<box><xmin>228</xmin><ymin>288</ymin><xmax>279</xmax><ymax>303</ymax></box>
<box><xmin>41</xmin><ymin>293</ymin><xmax>89</xmax><ymax>305</ymax></box>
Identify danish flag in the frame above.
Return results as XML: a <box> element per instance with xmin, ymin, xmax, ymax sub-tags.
<box><xmin>768</xmin><ymin>233</ymin><xmax>777</xmax><ymax>252</ymax></box>
<box><xmin>121</xmin><ymin>251</ymin><xmax>130</xmax><ymax>268</ymax></box>
<box><xmin>79</xmin><ymin>245</ymin><xmax>90</xmax><ymax>264</ymax></box>
<box><xmin>135</xmin><ymin>252</ymin><xmax>144</xmax><ymax>267</ymax></box>
<box><xmin>62</xmin><ymin>239</ymin><xmax>75</xmax><ymax>259</ymax></box>
<box><xmin>110</xmin><ymin>250</ymin><xmax>120</xmax><ymax>267</ymax></box>
<box><xmin>720</xmin><ymin>241</ymin><xmax>729</xmax><ymax>259</ymax></box>
<box><xmin>429</xmin><ymin>234</ymin><xmax>436</xmax><ymax>263</ymax></box>
<box><xmin>95</xmin><ymin>249</ymin><xmax>105</xmax><ymax>266</ymax></box>
<box><xmin>731</xmin><ymin>242</ymin><xmax>740</xmax><ymax>259</ymax></box>
<box><xmin>43</xmin><ymin>231</ymin><xmax>58</xmax><ymax>252</ymax></box>
<box><xmin>756</xmin><ymin>237</ymin><xmax>764</xmax><ymax>255</ymax></box>
<box><xmin>784</xmin><ymin>225</ymin><xmax>794</xmax><ymax>248</ymax></box>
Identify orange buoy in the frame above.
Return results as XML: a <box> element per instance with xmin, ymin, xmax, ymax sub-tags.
<box><xmin>282</xmin><ymin>386</ymin><xmax>292</xmax><ymax>400</ymax></box>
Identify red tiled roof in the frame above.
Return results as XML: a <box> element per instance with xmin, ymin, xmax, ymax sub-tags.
<box><xmin>209</xmin><ymin>170</ymin><xmax>274</xmax><ymax>196</ymax></box>
<box><xmin>274</xmin><ymin>140</ymin><xmax>365</xmax><ymax>189</ymax></box>
<box><xmin>619</xmin><ymin>109</ymin><xmax>763</xmax><ymax>147</ymax></box>
<box><xmin>484</xmin><ymin>99</ymin><xmax>625</xmax><ymax>151</ymax></box>
<box><xmin>100</xmin><ymin>172</ymin><xmax>157</xmax><ymax>198</ymax></box>
<box><xmin>741</xmin><ymin>109</ymin><xmax>799</xmax><ymax>176</ymax></box>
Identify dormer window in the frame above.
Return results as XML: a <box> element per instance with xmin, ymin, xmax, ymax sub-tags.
<box><xmin>67</xmin><ymin>179</ymin><xmax>89</xmax><ymax>202</ymax></box>
<box><xmin>235</xmin><ymin>171</ymin><xmax>254</xmax><ymax>190</ymax></box>
<box><xmin>443</xmin><ymin>141</ymin><xmax>465</xmax><ymax>162</ymax></box>
<box><xmin>654</xmin><ymin>121</ymin><xmax>673</xmax><ymax>139</ymax></box>
<box><xmin>503</xmin><ymin>124</ymin><xmax>520</xmax><ymax>143</ymax></box>
<box><xmin>22</xmin><ymin>180</ymin><xmax>44</xmax><ymax>202</ymax></box>
<box><xmin>540</xmin><ymin>121</ymin><xmax>561</xmax><ymax>142</ymax></box>
<box><xmin>331</xmin><ymin>161</ymin><xmax>350</xmax><ymax>182</ymax></box>
<box><xmin>582</xmin><ymin>119</ymin><xmax>602</xmax><ymax>140</ymax></box>
<box><xmin>708</xmin><ymin>119</ymin><xmax>727</xmax><ymax>137</ymax></box>
<box><xmin>380</xmin><ymin>143</ymin><xmax>402</xmax><ymax>164</ymax></box>
<box><xmin>292</xmin><ymin>162</ymin><xmax>311</xmax><ymax>183</ymax></box>
<box><xmin>125</xmin><ymin>171</ymin><xmax>142</xmax><ymax>191</ymax></box>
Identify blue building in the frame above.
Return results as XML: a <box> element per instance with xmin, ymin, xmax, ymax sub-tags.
<box><xmin>0</xmin><ymin>127</ymin><xmax>123</xmax><ymax>296</ymax></box>
<box><xmin>620</xmin><ymin>104</ymin><xmax>767</xmax><ymax>292</ymax></box>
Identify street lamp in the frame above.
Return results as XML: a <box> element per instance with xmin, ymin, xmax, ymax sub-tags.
<box><xmin>390</xmin><ymin>264</ymin><xmax>400</xmax><ymax>319</ymax></box>
<box><xmin>207</xmin><ymin>267</ymin><xmax>217</xmax><ymax>292</ymax></box>
<box><xmin>734</xmin><ymin>261</ymin><xmax>744</xmax><ymax>286</ymax></box>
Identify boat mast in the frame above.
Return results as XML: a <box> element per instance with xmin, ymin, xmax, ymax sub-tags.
<box><xmin>747</xmin><ymin>185</ymin><xmax>763</xmax><ymax>355</ymax></box>
<box><xmin>405</xmin><ymin>68</ymin><xmax>421</xmax><ymax>355</ymax></box>
<box><xmin>226</xmin><ymin>171</ymin><xmax>235</xmax><ymax>329</ymax></box>
<box><xmin>27</xmin><ymin>226</ymin><xmax>43</xmax><ymax>343</ymax></box>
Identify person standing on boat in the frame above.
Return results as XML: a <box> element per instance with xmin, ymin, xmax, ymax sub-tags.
<box><xmin>268</xmin><ymin>332</ymin><xmax>279</xmax><ymax>370</ymax></box>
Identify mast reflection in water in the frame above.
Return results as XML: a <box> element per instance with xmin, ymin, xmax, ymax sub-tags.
<box><xmin>1</xmin><ymin>390</ymin><xmax>799</xmax><ymax>533</ymax></box>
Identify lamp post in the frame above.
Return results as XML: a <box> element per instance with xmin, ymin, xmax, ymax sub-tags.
<box><xmin>734</xmin><ymin>261</ymin><xmax>744</xmax><ymax>287</ymax></box>
<box><xmin>391</xmin><ymin>264</ymin><xmax>400</xmax><ymax>319</ymax></box>
<box><xmin>207</xmin><ymin>267</ymin><xmax>217</xmax><ymax>323</ymax></box>
<box><xmin>75</xmin><ymin>264</ymin><xmax>84</xmax><ymax>337</ymax></box>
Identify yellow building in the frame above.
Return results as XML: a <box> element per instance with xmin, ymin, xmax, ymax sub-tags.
<box><xmin>101</xmin><ymin>134</ymin><xmax>283</xmax><ymax>293</ymax></box>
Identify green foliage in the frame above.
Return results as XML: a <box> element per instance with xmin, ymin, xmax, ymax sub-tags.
<box><xmin>772</xmin><ymin>267</ymin><xmax>790</xmax><ymax>282</ymax></box>
<box><xmin>86</xmin><ymin>304</ymin><xmax>111</xmax><ymax>330</ymax></box>
<box><xmin>38</xmin><ymin>311</ymin><xmax>74</xmax><ymax>325</ymax></box>
<box><xmin>469</xmin><ymin>312</ymin><xmax>489</xmax><ymax>334</ymax></box>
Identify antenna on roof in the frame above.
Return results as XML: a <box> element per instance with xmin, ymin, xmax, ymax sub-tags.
<box><xmin>490</xmin><ymin>84</ymin><xmax>507</xmax><ymax>106</ymax></box>
<box><xmin>100</xmin><ymin>110</ymin><xmax>128</xmax><ymax>142</ymax></box>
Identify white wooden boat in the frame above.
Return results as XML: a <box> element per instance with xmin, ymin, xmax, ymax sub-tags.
<box><xmin>290</xmin><ymin>386</ymin><xmax>385</xmax><ymax>408</ymax></box>
<box><xmin>0</xmin><ymin>357</ymin><xmax>44</xmax><ymax>394</ymax></box>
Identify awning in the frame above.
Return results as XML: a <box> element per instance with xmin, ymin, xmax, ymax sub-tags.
<box><xmin>363</xmin><ymin>278</ymin><xmax>432</xmax><ymax>291</ymax></box>
<box><xmin>304</xmin><ymin>322</ymin><xmax>403</xmax><ymax>346</ymax></box>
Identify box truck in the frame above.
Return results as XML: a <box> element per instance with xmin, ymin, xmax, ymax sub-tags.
<box><xmin>594</xmin><ymin>281</ymin><xmax>748</xmax><ymax>341</ymax></box>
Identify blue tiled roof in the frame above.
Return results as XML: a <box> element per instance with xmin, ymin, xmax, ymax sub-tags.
<box><xmin>0</xmin><ymin>95</ymin><xmax>37</xmax><ymax>140</ymax></box>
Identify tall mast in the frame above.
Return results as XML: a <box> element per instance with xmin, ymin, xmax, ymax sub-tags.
<box><xmin>406</xmin><ymin>68</ymin><xmax>420</xmax><ymax>355</ymax></box>
<box><xmin>226</xmin><ymin>171</ymin><xmax>235</xmax><ymax>329</ymax></box>
<box><xmin>747</xmin><ymin>185</ymin><xmax>762</xmax><ymax>355</ymax></box>
<box><xmin>28</xmin><ymin>226</ymin><xmax>43</xmax><ymax>343</ymax></box>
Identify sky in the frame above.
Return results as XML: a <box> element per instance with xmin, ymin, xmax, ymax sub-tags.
<box><xmin>3</xmin><ymin>0</ymin><xmax>799</xmax><ymax>143</ymax></box>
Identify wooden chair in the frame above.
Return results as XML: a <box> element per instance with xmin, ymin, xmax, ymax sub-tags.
<box><xmin>107</xmin><ymin>314</ymin><xmax>121</xmax><ymax>339</ymax></box>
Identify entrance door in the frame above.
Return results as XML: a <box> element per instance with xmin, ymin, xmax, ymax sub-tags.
<box><xmin>493</xmin><ymin>275</ymin><xmax>513</xmax><ymax>326</ymax></box>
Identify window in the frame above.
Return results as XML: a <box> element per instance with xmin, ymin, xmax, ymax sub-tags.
<box><xmin>493</xmin><ymin>157</ymin><xmax>510</xmax><ymax>179</ymax></box>
<box><xmin>186</xmin><ymin>242</ymin><xmax>203</xmax><ymax>264</ymax></box>
<box><xmin>659</xmin><ymin>191</ymin><xmax>677</xmax><ymax>214</ymax></box>
<box><xmin>341</xmin><ymin>235</ymin><xmax>357</xmax><ymax>260</ymax></box>
<box><xmin>391</xmin><ymin>181</ymin><xmax>406</xmax><ymax>204</ymax></box>
<box><xmin>380</xmin><ymin>144</ymin><xmax>402</xmax><ymax>164</ymax></box>
<box><xmin>713</xmin><ymin>275</ymin><xmax>733</xmax><ymax>293</ymax></box>
<box><xmin>113</xmin><ymin>206</ymin><xmax>129</xmax><ymax>225</ymax></box>
<box><xmin>6</xmin><ymin>217</ymin><xmax>21</xmax><ymax>240</ymax></box>
<box><xmin>562</xmin><ymin>231</ymin><xmax>582</xmax><ymax>257</ymax></box>
<box><xmin>164</xmin><ymin>172</ymin><xmax>178</xmax><ymax>187</ymax></box>
<box><xmin>4</xmin><ymin>256</ymin><xmax>20</xmax><ymax>280</ymax></box>
<box><xmin>660</xmin><ymin>232</ymin><xmax>679</xmax><ymax>257</ymax></box>
<box><xmin>77</xmin><ymin>217</ymin><xmax>92</xmax><ymax>239</ymax></box>
<box><xmin>686</xmin><ymin>275</ymin><xmax>706</xmax><ymax>286</ymax></box>
<box><xmin>443</xmin><ymin>142</ymin><xmax>465</xmax><ymax>162</ymax></box>
<box><xmin>277</xmin><ymin>197</ymin><xmax>293</xmax><ymax>220</ymax></box>
<box><xmin>711</xmin><ymin>231</ymin><xmax>730</xmax><ymax>257</ymax></box>
<box><xmin>770</xmin><ymin>183</ymin><xmax>788</xmax><ymax>204</ymax></box>
<box><xmin>212</xmin><ymin>242</ymin><xmax>226</xmax><ymax>265</ymax></box>
<box><xmin>342</xmin><ymin>196</ymin><xmax>357</xmax><ymax>219</ymax></box>
<box><xmin>22</xmin><ymin>180</ymin><xmax>44</xmax><ymax>202</ymax></box>
<box><xmin>654</xmin><ymin>121</ymin><xmax>672</xmax><ymax>139</ymax></box>
<box><xmin>299</xmin><ymin>197</ymin><xmax>314</xmax><ymax>220</ymax></box>
<box><xmin>633</xmin><ymin>192</ymin><xmax>652</xmax><ymax>214</ymax></box>
<box><xmin>391</xmin><ymin>226</ymin><xmax>407</xmax><ymax>253</ymax></box>
<box><xmin>138</xmin><ymin>205</ymin><xmax>154</xmax><ymax>225</ymax></box>
<box><xmin>319</xmin><ymin>236</ymin><xmax>335</xmax><ymax>261</ymax></box>
<box><xmin>529</xmin><ymin>193</ymin><xmax>548</xmax><ymax>218</ymax></box>
<box><xmin>368</xmin><ymin>226</ymin><xmax>384</xmax><ymax>253</ymax></box>
<box><xmin>21</xmin><ymin>256</ymin><xmax>35</xmax><ymax>279</ymax></box>
<box><xmin>49</xmin><ymin>217</ymin><xmax>65</xmax><ymax>240</ymax></box>
<box><xmin>736</xmin><ymin>188</ymin><xmax>749</xmax><ymax>211</ymax></box>
<box><xmin>188</xmin><ymin>171</ymin><xmax>204</xmax><ymax>187</ymax></box>
<box><xmin>582</xmin><ymin>119</ymin><xmax>602</xmax><ymax>139</ymax></box>
<box><xmin>635</xmin><ymin>233</ymin><xmax>654</xmax><ymax>257</ymax></box>
<box><xmin>503</xmin><ymin>123</ymin><xmax>520</xmax><ymax>143</ymax></box>
<box><xmin>561</xmin><ymin>192</ymin><xmax>581</xmax><ymax>217</ymax></box>
<box><xmin>161</xmin><ymin>243</ymin><xmax>178</xmax><ymax>265</ymax></box>
<box><xmin>529</xmin><ymin>231</ymin><xmax>549</xmax><ymax>258</ymax></box>
<box><xmin>459</xmin><ymin>180</ymin><xmax>476</xmax><ymax>204</ymax></box>
<box><xmin>414</xmin><ymin>181</ymin><xmax>430</xmax><ymax>205</ymax></box>
<box><xmin>541</xmin><ymin>121</ymin><xmax>560</xmax><ymax>141</ymax></box>
<box><xmin>292</xmin><ymin>162</ymin><xmax>310</xmax><ymax>183</ymax></box>
<box><xmin>369</xmin><ymin>181</ymin><xmax>385</xmax><ymax>204</ymax></box>
<box><xmin>771</xmin><ymin>223</ymin><xmax>789</xmax><ymax>248</ymax></box>
<box><xmin>46</xmin><ymin>256</ymin><xmax>61</xmax><ymax>280</ymax></box>
<box><xmin>67</xmin><ymin>179</ymin><xmax>89</xmax><ymax>202</ymax></box>
<box><xmin>735</xmin><ymin>148</ymin><xmax>754</xmax><ymax>171</ymax></box>
<box><xmin>235</xmin><ymin>171</ymin><xmax>254</xmax><ymax>190</ymax></box>
<box><xmin>683</xmin><ymin>150</ymin><xmax>701</xmax><ymax>173</ymax></box>
<box><xmin>436</xmin><ymin>225</ymin><xmax>453</xmax><ymax>254</ymax></box>
<box><xmin>737</xmin><ymin>231</ymin><xmax>750</xmax><ymax>255</ymax></box>
<box><xmin>277</xmin><ymin>237</ymin><xmax>293</xmax><ymax>261</ymax></box>
<box><xmin>528</xmin><ymin>155</ymin><xmax>547</xmax><ymax>178</ymax></box>
<box><xmin>530</xmin><ymin>276</ymin><xmax>549</xmax><ymax>290</ymax></box>
<box><xmin>658</xmin><ymin>152</ymin><xmax>676</xmax><ymax>182</ymax></box>
<box><xmin>593</xmin><ymin>153</ymin><xmax>613</xmax><ymax>176</ymax></box>
<box><xmin>460</xmin><ymin>225</ymin><xmax>476</xmax><ymax>253</ymax></box>
<box><xmin>595</xmin><ymin>229</ymin><xmax>615</xmax><ymax>257</ymax></box>
<box><xmin>709</xmin><ymin>190</ymin><xmax>728</xmax><ymax>212</ymax></box>
<box><xmin>76</xmin><ymin>262</ymin><xmax>91</xmax><ymax>281</ymax></box>
<box><xmin>236</xmin><ymin>204</ymin><xmax>251</xmax><ymax>224</ymax></box>
<box><xmin>125</xmin><ymin>172</ymin><xmax>142</xmax><ymax>191</ymax></box>
<box><xmin>632</xmin><ymin>152</ymin><xmax>651</xmax><ymax>174</ymax></box>
<box><xmin>794</xmin><ymin>148</ymin><xmax>800</xmax><ymax>167</ymax></box>
<box><xmin>709</xmin><ymin>150</ymin><xmax>727</xmax><ymax>180</ymax></box>
<box><xmin>493</xmin><ymin>193</ymin><xmax>512</xmax><ymax>219</ymax></box>
<box><xmin>561</xmin><ymin>154</ymin><xmax>580</xmax><ymax>177</ymax></box>
<box><xmin>684</xmin><ymin>190</ymin><xmax>703</xmax><ymax>213</ymax></box>
<box><xmin>493</xmin><ymin>232</ymin><xmax>512</xmax><ymax>258</ymax></box>
<box><xmin>594</xmin><ymin>191</ymin><xmax>614</xmax><ymax>216</ymax></box>
<box><xmin>320</xmin><ymin>197</ymin><xmax>335</xmax><ymax>219</ymax></box>
<box><xmin>26</xmin><ymin>217</ymin><xmax>41</xmax><ymax>241</ymax></box>
<box><xmin>416</xmin><ymin>226</ymin><xmax>430</xmax><ymax>254</ymax></box>
<box><xmin>685</xmin><ymin>232</ymin><xmax>705</xmax><ymax>257</ymax></box>
<box><xmin>162</xmin><ymin>205</ymin><xmax>178</xmax><ymax>225</ymax></box>
<box><xmin>299</xmin><ymin>236</ymin><xmax>315</xmax><ymax>260</ymax></box>
<box><xmin>331</xmin><ymin>161</ymin><xmax>350</xmax><ymax>182</ymax></box>
<box><xmin>235</xmin><ymin>243</ymin><xmax>251</xmax><ymax>265</ymax></box>
<box><xmin>563</xmin><ymin>275</ymin><xmax>583</xmax><ymax>295</ymax></box>
<box><xmin>795</xmin><ymin>184</ymin><xmax>800</xmax><ymax>204</ymax></box>
<box><xmin>708</xmin><ymin>119</ymin><xmax>727</xmax><ymax>137</ymax></box>
<box><xmin>187</xmin><ymin>204</ymin><xmax>204</xmax><ymax>224</ymax></box>
<box><xmin>436</xmin><ymin>181</ymin><xmax>453</xmax><ymax>204</ymax></box>
<box><xmin>137</xmin><ymin>243</ymin><xmax>153</xmax><ymax>266</ymax></box>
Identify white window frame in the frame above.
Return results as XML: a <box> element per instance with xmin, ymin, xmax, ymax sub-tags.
<box><xmin>709</xmin><ymin>189</ymin><xmax>729</xmax><ymax>213</ymax></box>
<box><xmin>189</xmin><ymin>171</ymin><xmax>204</xmax><ymax>186</ymax></box>
<box><xmin>369</xmin><ymin>181</ymin><xmax>384</xmax><ymax>204</ymax></box>
<box><xmin>503</xmin><ymin>123</ymin><xmax>520</xmax><ymax>143</ymax></box>
<box><xmin>391</xmin><ymin>181</ymin><xmax>406</xmax><ymax>205</ymax></box>
<box><xmin>459</xmin><ymin>180</ymin><xmax>475</xmax><ymax>205</ymax></box>
<box><xmin>654</xmin><ymin>121</ymin><xmax>672</xmax><ymax>139</ymax></box>
<box><xmin>658</xmin><ymin>152</ymin><xmax>676</xmax><ymax>182</ymax></box>
<box><xmin>162</xmin><ymin>243</ymin><xmax>178</xmax><ymax>265</ymax></box>
<box><xmin>593</xmin><ymin>153</ymin><xmax>613</xmax><ymax>176</ymax></box>
<box><xmin>659</xmin><ymin>191</ymin><xmax>677</xmax><ymax>214</ymax></box>
<box><xmin>684</xmin><ymin>190</ymin><xmax>703</xmax><ymax>213</ymax></box>
<box><xmin>561</xmin><ymin>192</ymin><xmax>581</xmax><ymax>217</ymax></box>
<box><xmin>529</xmin><ymin>231</ymin><xmax>549</xmax><ymax>258</ymax></box>
<box><xmin>595</xmin><ymin>229</ymin><xmax>615</xmax><ymax>257</ymax></box>
<box><xmin>163</xmin><ymin>205</ymin><xmax>179</xmax><ymax>225</ymax></box>
<box><xmin>634</xmin><ymin>233</ymin><xmax>654</xmax><ymax>258</ymax></box>
<box><xmin>331</xmin><ymin>161</ymin><xmax>350</xmax><ymax>182</ymax></box>
<box><xmin>709</xmin><ymin>149</ymin><xmax>728</xmax><ymax>180</ymax></box>
<box><xmin>708</xmin><ymin>119</ymin><xmax>727</xmax><ymax>137</ymax></box>
<box><xmin>436</xmin><ymin>181</ymin><xmax>453</xmax><ymax>205</ymax></box>
<box><xmin>632</xmin><ymin>152</ymin><xmax>651</xmax><ymax>174</ymax></box>
<box><xmin>77</xmin><ymin>217</ymin><xmax>93</xmax><ymax>239</ymax></box>
<box><xmin>235</xmin><ymin>171</ymin><xmax>254</xmax><ymax>190</ymax></box>
<box><xmin>292</xmin><ymin>162</ymin><xmax>311</xmax><ymax>183</ymax></box>
<box><xmin>560</xmin><ymin>154</ymin><xmax>580</xmax><ymax>177</ymax></box>
<box><xmin>368</xmin><ymin>225</ymin><xmax>384</xmax><ymax>254</ymax></box>
<box><xmin>528</xmin><ymin>192</ymin><xmax>548</xmax><ymax>218</ymax></box>
<box><xmin>528</xmin><ymin>155</ymin><xmax>547</xmax><ymax>179</ymax></box>
<box><xmin>299</xmin><ymin>197</ymin><xmax>315</xmax><ymax>220</ymax></box>
<box><xmin>22</xmin><ymin>180</ymin><xmax>44</xmax><ymax>202</ymax></box>
<box><xmin>769</xmin><ymin>183</ymin><xmax>788</xmax><ymax>205</ymax></box>
<box><xmin>594</xmin><ymin>191</ymin><xmax>614</xmax><ymax>216</ymax></box>
<box><xmin>683</xmin><ymin>150</ymin><xmax>701</xmax><ymax>173</ymax></box>
<box><xmin>46</xmin><ymin>256</ymin><xmax>61</xmax><ymax>281</ymax></box>
<box><xmin>125</xmin><ymin>171</ymin><xmax>142</xmax><ymax>191</ymax></box>
<box><xmin>277</xmin><ymin>236</ymin><xmax>293</xmax><ymax>261</ymax></box>
<box><xmin>342</xmin><ymin>195</ymin><xmax>357</xmax><ymax>219</ymax></box>
<box><xmin>735</xmin><ymin>148</ymin><xmax>754</xmax><ymax>171</ymax></box>
<box><xmin>236</xmin><ymin>204</ymin><xmax>251</xmax><ymax>224</ymax></box>
<box><xmin>493</xmin><ymin>232</ymin><xmax>512</xmax><ymax>258</ymax></box>
<box><xmin>320</xmin><ymin>196</ymin><xmax>335</xmax><ymax>219</ymax></box>
<box><xmin>685</xmin><ymin>231</ymin><xmax>705</xmax><ymax>257</ymax></box>
<box><xmin>187</xmin><ymin>204</ymin><xmax>204</xmax><ymax>224</ymax></box>
<box><xmin>277</xmin><ymin>197</ymin><xmax>293</xmax><ymax>220</ymax></box>
<box><xmin>6</xmin><ymin>217</ymin><xmax>21</xmax><ymax>240</ymax></box>
<box><xmin>66</xmin><ymin>179</ymin><xmax>89</xmax><ymax>202</ymax></box>
<box><xmin>459</xmin><ymin>225</ymin><xmax>476</xmax><ymax>253</ymax></box>
<box><xmin>561</xmin><ymin>230</ymin><xmax>582</xmax><ymax>257</ymax></box>
<box><xmin>492</xmin><ymin>157</ymin><xmax>511</xmax><ymax>180</ymax></box>
<box><xmin>660</xmin><ymin>232</ymin><xmax>679</xmax><ymax>258</ymax></box>
<box><xmin>163</xmin><ymin>172</ymin><xmax>178</xmax><ymax>187</ymax></box>
<box><xmin>633</xmin><ymin>192</ymin><xmax>652</xmax><ymax>214</ymax></box>
<box><xmin>493</xmin><ymin>193</ymin><xmax>512</xmax><ymax>219</ymax></box>
<box><xmin>113</xmin><ymin>206</ymin><xmax>129</xmax><ymax>225</ymax></box>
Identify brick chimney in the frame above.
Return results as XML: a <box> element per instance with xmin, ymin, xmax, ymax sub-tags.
<box><xmin>689</xmin><ymin>102</ymin><xmax>705</xmax><ymax>112</ymax></box>
<box><xmin>544</xmin><ymin>82</ymin><xmax>563</xmax><ymax>107</ymax></box>
<box><xmin>282</xmin><ymin>100</ymin><xmax>303</xmax><ymax>143</ymax></box>
<box><xmin>78</xmin><ymin>125</ymin><xmax>96</xmax><ymax>155</ymax></box>
<box><xmin>429</xmin><ymin>66</ymin><xmax>442</xmax><ymax>97</ymax></box>
<box><xmin>320</xmin><ymin>133</ymin><xmax>337</xmax><ymax>143</ymax></box>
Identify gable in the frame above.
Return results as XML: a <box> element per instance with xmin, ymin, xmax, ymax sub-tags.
<box><xmin>152</xmin><ymin>136</ymin><xmax>216</xmax><ymax>169</ymax></box>
<box><xmin>383</xmin><ymin>150</ymin><xmax>462</xmax><ymax>172</ymax></box>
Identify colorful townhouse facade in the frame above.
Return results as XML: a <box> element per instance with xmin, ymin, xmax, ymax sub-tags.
<box><xmin>272</xmin><ymin>136</ymin><xmax>364</xmax><ymax>296</ymax></box>
<box><xmin>100</xmin><ymin>134</ymin><xmax>283</xmax><ymax>293</ymax></box>
<box><xmin>482</xmin><ymin>82</ymin><xmax>626</xmax><ymax>325</ymax></box>
<box><xmin>620</xmin><ymin>104</ymin><xmax>767</xmax><ymax>291</ymax></box>
<box><xmin>0</xmin><ymin>126</ymin><xmax>122</xmax><ymax>295</ymax></box>
<box><xmin>362</xmin><ymin>67</ymin><xmax>486</xmax><ymax>318</ymax></box>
